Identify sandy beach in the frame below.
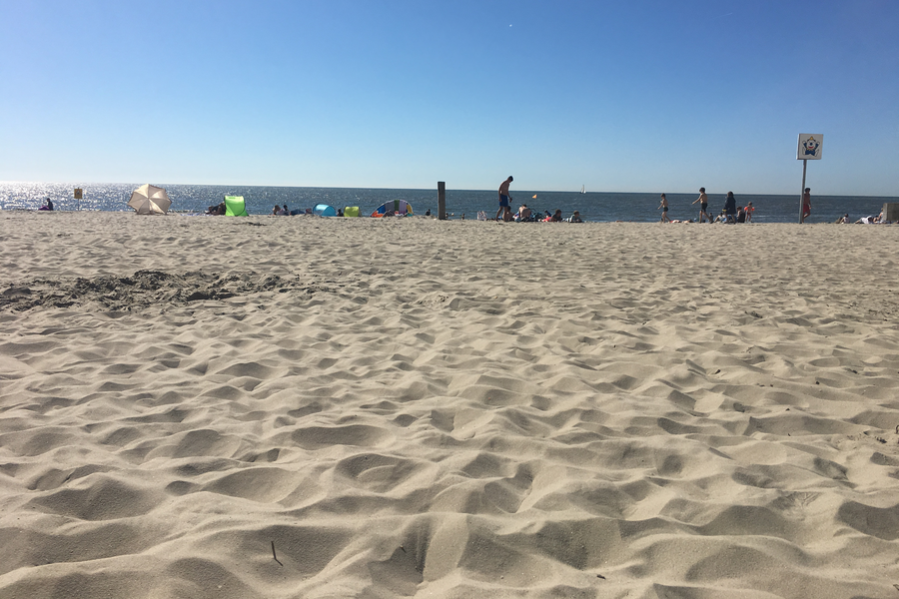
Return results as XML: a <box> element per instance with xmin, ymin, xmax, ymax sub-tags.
<box><xmin>2</xmin><ymin>211</ymin><xmax>899</xmax><ymax>599</ymax></box>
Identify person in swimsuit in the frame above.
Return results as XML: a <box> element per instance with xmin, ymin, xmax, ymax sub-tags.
<box><xmin>801</xmin><ymin>188</ymin><xmax>811</xmax><ymax>223</ymax></box>
<box><xmin>658</xmin><ymin>193</ymin><xmax>670</xmax><ymax>222</ymax></box>
<box><xmin>496</xmin><ymin>176</ymin><xmax>513</xmax><ymax>220</ymax></box>
<box><xmin>692</xmin><ymin>187</ymin><xmax>710</xmax><ymax>222</ymax></box>
<box><xmin>518</xmin><ymin>203</ymin><xmax>532</xmax><ymax>221</ymax></box>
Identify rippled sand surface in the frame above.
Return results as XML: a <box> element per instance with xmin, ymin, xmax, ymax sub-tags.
<box><xmin>2</xmin><ymin>212</ymin><xmax>899</xmax><ymax>598</ymax></box>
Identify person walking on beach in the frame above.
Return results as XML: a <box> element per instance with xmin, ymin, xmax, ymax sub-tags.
<box><xmin>658</xmin><ymin>193</ymin><xmax>670</xmax><ymax>223</ymax></box>
<box><xmin>801</xmin><ymin>188</ymin><xmax>811</xmax><ymax>223</ymax></box>
<box><xmin>496</xmin><ymin>176</ymin><xmax>513</xmax><ymax>221</ymax></box>
<box><xmin>692</xmin><ymin>187</ymin><xmax>710</xmax><ymax>222</ymax></box>
<box><xmin>724</xmin><ymin>191</ymin><xmax>737</xmax><ymax>224</ymax></box>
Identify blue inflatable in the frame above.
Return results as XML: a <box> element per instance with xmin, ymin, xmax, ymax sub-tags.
<box><xmin>313</xmin><ymin>204</ymin><xmax>337</xmax><ymax>217</ymax></box>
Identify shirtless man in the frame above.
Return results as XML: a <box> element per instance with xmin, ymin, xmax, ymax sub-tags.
<box><xmin>658</xmin><ymin>193</ymin><xmax>670</xmax><ymax>223</ymax></box>
<box><xmin>801</xmin><ymin>188</ymin><xmax>811</xmax><ymax>223</ymax></box>
<box><xmin>496</xmin><ymin>176</ymin><xmax>513</xmax><ymax>220</ymax></box>
<box><xmin>692</xmin><ymin>187</ymin><xmax>710</xmax><ymax>222</ymax></box>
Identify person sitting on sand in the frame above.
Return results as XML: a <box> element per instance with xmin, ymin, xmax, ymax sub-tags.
<box><xmin>568</xmin><ymin>210</ymin><xmax>583</xmax><ymax>223</ymax></box>
<box><xmin>550</xmin><ymin>209</ymin><xmax>563</xmax><ymax>222</ymax></box>
<box><xmin>835</xmin><ymin>213</ymin><xmax>850</xmax><ymax>224</ymax></box>
<box><xmin>272</xmin><ymin>204</ymin><xmax>281</xmax><ymax>215</ymax></box>
<box><xmin>501</xmin><ymin>206</ymin><xmax>514</xmax><ymax>222</ymax></box>
<box><xmin>206</xmin><ymin>202</ymin><xmax>225</xmax><ymax>215</ymax></box>
<box><xmin>41</xmin><ymin>197</ymin><xmax>54</xmax><ymax>211</ymax></box>
<box><xmin>282</xmin><ymin>204</ymin><xmax>289</xmax><ymax>215</ymax></box>
<box><xmin>518</xmin><ymin>204</ymin><xmax>532</xmax><ymax>221</ymax></box>
<box><xmin>736</xmin><ymin>206</ymin><xmax>746</xmax><ymax>223</ymax></box>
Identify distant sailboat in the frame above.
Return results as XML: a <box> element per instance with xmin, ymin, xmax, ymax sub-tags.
<box><xmin>580</xmin><ymin>185</ymin><xmax>586</xmax><ymax>194</ymax></box>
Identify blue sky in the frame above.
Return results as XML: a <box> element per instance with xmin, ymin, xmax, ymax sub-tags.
<box><xmin>2</xmin><ymin>0</ymin><xmax>897</xmax><ymax>195</ymax></box>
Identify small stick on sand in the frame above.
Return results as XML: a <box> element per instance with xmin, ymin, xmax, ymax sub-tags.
<box><xmin>271</xmin><ymin>541</ymin><xmax>283</xmax><ymax>566</ymax></box>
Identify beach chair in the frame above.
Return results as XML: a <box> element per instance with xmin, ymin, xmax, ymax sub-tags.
<box><xmin>224</xmin><ymin>196</ymin><xmax>248</xmax><ymax>216</ymax></box>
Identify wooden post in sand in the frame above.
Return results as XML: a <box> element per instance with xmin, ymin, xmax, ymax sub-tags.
<box><xmin>438</xmin><ymin>182</ymin><xmax>446</xmax><ymax>220</ymax></box>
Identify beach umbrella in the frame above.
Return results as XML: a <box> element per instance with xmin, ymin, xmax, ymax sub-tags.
<box><xmin>128</xmin><ymin>184</ymin><xmax>171</xmax><ymax>215</ymax></box>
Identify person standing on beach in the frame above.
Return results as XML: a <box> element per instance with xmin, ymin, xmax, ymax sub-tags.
<box><xmin>724</xmin><ymin>191</ymin><xmax>737</xmax><ymax>224</ymax></box>
<box><xmin>692</xmin><ymin>187</ymin><xmax>710</xmax><ymax>222</ymax></box>
<box><xmin>496</xmin><ymin>176</ymin><xmax>513</xmax><ymax>220</ymax></box>
<box><xmin>801</xmin><ymin>188</ymin><xmax>811</xmax><ymax>223</ymax></box>
<box><xmin>658</xmin><ymin>193</ymin><xmax>670</xmax><ymax>222</ymax></box>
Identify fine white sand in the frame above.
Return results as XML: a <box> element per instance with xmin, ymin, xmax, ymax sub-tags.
<box><xmin>2</xmin><ymin>211</ymin><xmax>899</xmax><ymax>599</ymax></box>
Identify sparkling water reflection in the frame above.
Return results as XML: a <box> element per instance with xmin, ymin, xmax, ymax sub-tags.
<box><xmin>0</xmin><ymin>181</ymin><xmax>895</xmax><ymax>224</ymax></box>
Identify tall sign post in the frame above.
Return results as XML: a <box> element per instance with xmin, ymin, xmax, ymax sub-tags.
<box><xmin>796</xmin><ymin>134</ymin><xmax>823</xmax><ymax>223</ymax></box>
<box><xmin>74</xmin><ymin>187</ymin><xmax>83</xmax><ymax>211</ymax></box>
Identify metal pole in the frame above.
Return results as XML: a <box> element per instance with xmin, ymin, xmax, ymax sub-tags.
<box><xmin>799</xmin><ymin>159</ymin><xmax>807</xmax><ymax>223</ymax></box>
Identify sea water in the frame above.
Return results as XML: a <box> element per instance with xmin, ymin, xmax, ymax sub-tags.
<box><xmin>0</xmin><ymin>182</ymin><xmax>895</xmax><ymax>224</ymax></box>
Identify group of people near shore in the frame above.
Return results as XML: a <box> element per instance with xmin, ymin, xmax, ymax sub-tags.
<box><xmin>496</xmin><ymin>177</ymin><xmax>764</xmax><ymax>225</ymax></box>
<box><xmin>269</xmin><ymin>204</ymin><xmax>327</xmax><ymax>216</ymax></box>
<box><xmin>658</xmin><ymin>187</ymin><xmax>758</xmax><ymax>224</ymax></box>
<box><xmin>495</xmin><ymin>176</ymin><xmax>584</xmax><ymax>223</ymax></box>
<box><xmin>840</xmin><ymin>211</ymin><xmax>889</xmax><ymax>224</ymax></box>
<box><xmin>206</xmin><ymin>202</ymin><xmax>319</xmax><ymax>216</ymax></box>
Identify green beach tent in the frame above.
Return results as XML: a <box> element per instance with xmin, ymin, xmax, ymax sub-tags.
<box><xmin>224</xmin><ymin>195</ymin><xmax>248</xmax><ymax>216</ymax></box>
